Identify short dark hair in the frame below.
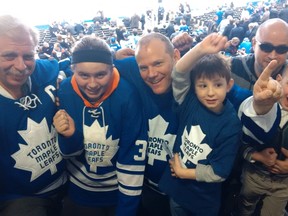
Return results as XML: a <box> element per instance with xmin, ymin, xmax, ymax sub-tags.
<box><xmin>191</xmin><ymin>53</ymin><xmax>231</xmax><ymax>84</ymax></box>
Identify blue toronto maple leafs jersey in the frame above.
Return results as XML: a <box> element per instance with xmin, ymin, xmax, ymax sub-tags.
<box><xmin>57</xmin><ymin>74</ymin><xmax>147</xmax><ymax>216</ymax></box>
<box><xmin>114</xmin><ymin>57</ymin><xmax>178</xmax><ymax>193</ymax></box>
<box><xmin>159</xmin><ymin>90</ymin><xmax>242</xmax><ymax>211</ymax></box>
<box><xmin>0</xmin><ymin>59</ymin><xmax>66</xmax><ymax>201</ymax></box>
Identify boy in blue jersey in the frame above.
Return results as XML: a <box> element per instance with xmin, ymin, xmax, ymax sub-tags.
<box><xmin>53</xmin><ymin>35</ymin><xmax>147</xmax><ymax>216</ymax></box>
<box><xmin>159</xmin><ymin>33</ymin><xmax>282</xmax><ymax>216</ymax></box>
<box><xmin>0</xmin><ymin>15</ymin><xmax>67</xmax><ymax>216</ymax></box>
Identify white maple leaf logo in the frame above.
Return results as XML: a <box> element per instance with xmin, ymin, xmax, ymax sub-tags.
<box><xmin>180</xmin><ymin>125</ymin><xmax>212</xmax><ymax>167</ymax></box>
<box><xmin>84</xmin><ymin>120</ymin><xmax>119</xmax><ymax>173</ymax></box>
<box><xmin>147</xmin><ymin>115</ymin><xmax>176</xmax><ymax>165</ymax></box>
<box><xmin>11</xmin><ymin>118</ymin><xmax>62</xmax><ymax>182</ymax></box>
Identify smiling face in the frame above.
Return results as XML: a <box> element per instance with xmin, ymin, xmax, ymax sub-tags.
<box><xmin>136</xmin><ymin>37</ymin><xmax>180</xmax><ymax>95</ymax></box>
<box><xmin>73</xmin><ymin>62</ymin><xmax>113</xmax><ymax>103</ymax></box>
<box><xmin>0</xmin><ymin>32</ymin><xmax>36</xmax><ymax>98</ymax></box>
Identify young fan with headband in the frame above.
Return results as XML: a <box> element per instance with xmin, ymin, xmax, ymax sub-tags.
<box><xmin>53</xmin><ymin>35</ymin><xmax>147</xmax><ymax>216</ymax></box>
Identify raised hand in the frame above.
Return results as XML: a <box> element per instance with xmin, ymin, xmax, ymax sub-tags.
<box><xmin>197</xmin><ymin>33</ymin><xmax>229</xmax><ymax>54</ymax></box>
<box><xmin>171</xmin><ymin>32</ymin><xmax>194</xmax><ymax>52</ymax></box>
<box><xmin>176</xmin><ymin>33</ymin><xmax>229</xmax><ymax>73</ymax></box>
<box><xmin>253</xmin><ymin>60</ymin><xmax>282</xmax><ymax>114</ymax></box>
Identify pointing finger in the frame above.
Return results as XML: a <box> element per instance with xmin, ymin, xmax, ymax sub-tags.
<box><xmin>258</xmin><ymin>60</ymin><xmax>278</xmax><ymax>81</ymax></box>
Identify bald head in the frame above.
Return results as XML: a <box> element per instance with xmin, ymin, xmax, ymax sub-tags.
<box><xmin>256</xmin><ymin>18</ymin><xmax>288</xmax><ymax>41</ymax></box>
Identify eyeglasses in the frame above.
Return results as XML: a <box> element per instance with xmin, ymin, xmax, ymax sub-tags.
<box><xmin>256</xmin><ymin>39</ymin><xmax>288</xmax><ymax>54</ymax></box>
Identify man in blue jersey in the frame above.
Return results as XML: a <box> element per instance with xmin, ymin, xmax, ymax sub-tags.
<box><xmin>114</xmin><ymin>33</ymin><xmax>182</xmax><ymax>216</ymax></box>
<box><xmin>0</xmin><ymin>15</ymin><xmax>66</xmax><ymax>216</ymax></box>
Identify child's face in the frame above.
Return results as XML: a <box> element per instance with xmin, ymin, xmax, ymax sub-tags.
<box><xmin>194</xmin><ymin>75</ymin><xmax>233</xmax><ymax>113</ymax></box>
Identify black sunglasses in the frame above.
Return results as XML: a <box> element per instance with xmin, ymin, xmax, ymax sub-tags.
<box><xmin>256</xmin><ymin>39</ymin><xmax>288</xmax><ymax>54</ymax></box>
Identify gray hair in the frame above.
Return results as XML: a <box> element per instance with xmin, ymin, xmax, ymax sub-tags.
<box><xmin>0</xmin><ymin>14</ymin><xmax>39</xmax><ymax>47</ymax></box>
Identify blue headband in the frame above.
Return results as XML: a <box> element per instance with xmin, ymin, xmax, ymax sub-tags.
<box><xmin>72</xmin><ymin>49</ymin><xmax>113</xmax><ymax>65</ymax></box>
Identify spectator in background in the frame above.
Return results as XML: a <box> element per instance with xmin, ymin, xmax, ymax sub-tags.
<box><xmin>120</xmin><ymin>32</ymin><xmax>134</xmax><ymax>49</ymax></box>
<box><xmin>116</xmin><ymin>25</ymin><xmax>126</xmax><ymax>44</ymax></box>
<box><xmin>92</xmin><ymin>21</ymin><xmax>102</xmax><ymax>31</ymax></box>
<box><xmin>165</xmin><ymin>20</ymin><xmax>176</xmax><ymax>38</ymax></box>
<box><xmin>261</xmin><ymin>6</ymin><xmax>270</xmax><ymax>23</ymax></box>
<box><xmin>128</xmin><ymin>28</ymin><xmax>141</xmax><ymax>50</ymax></box>
<box><xmin>270</xmin><ymin>7</ymin><xmax>279</xmax><ymax>19</ymax></box>
<box><xmin>245</xmin><ymin>22</ymin><xmax>258</xmax><ymax>42</ymax></box>
<box><xmin>206</xmin><ymin>15</ymin><xmax>218</xmax><ymax>35</ymax></box>
<box><xmin>216</xmin><ymin>7</ymin><xmax>224</xmax><ymax>26</ymax></box>
<box><xmin>225</xmin><ymin>36</ymin><xmax>240</xmax><ymax>56</ymax></box>
<box><xmin>222</xmin><ymin>18</ymin><xmax>235</xmax><ymax>39</ymax></box>
<box><xmin>279</xmin><ymin>3</ymin><xmax>288</xmax><ymax>23</ymax></box>
<box><xmin>249</xmin><ymin>9</ymin><xmax>261</xmax><ymax>23</ymax></box>
<box><xmin>130</xmin><ymin>13</ymin><xmax>141</xmax><ymax>30</ymax></box>
<box><xmin>229</xmin><ymin>19</ymin><xmax>245</xmax><ymax>43</ymax></box>
<box><xmin>83</xmin><ymin>23</ymin><xmax>94</xmax><ymax>35</ymax></box>
<box><xmin>170</xmin><ymin>25</ymin><xmax>180</xmax><ymax>40</ymax></box>
<box><xmin>238</xmin><ymin>37</ymin><xmax>252</xmax><ymax>54</ymax></box>
<box><xmin>140</xmin><ymin>13</ymin><xmax>146</xmax><ymax>30</ymax></box>
<box><xmin>49</xmin><ymin>21</ymin><xmax>59</xmax><ymax>37</ymax></box>
<box><xmin>218</xmin><ymin>15</ymin><xmax>233</xmax><ymax>35</ymax></box>
<box><xmin>74</xmin><ymin>22</ymin><xmax>84</xmax><ymax>35</ymax></box>
<box><xmin>38</xmin><ymin>41</ymin><xmax>54</xmax><ymax>60</ymax></box>
<box><xmin>158</xmin><ymin>4</ymin><xmax>165</xmax><ymax>24</ymax></box>
<box><xmin>109</xmin><ymin>37</ymin><xmax>121</xmax><ymax>51</ymax></box>
<box><xmin>179</xmin><ymin>19</ymin><xmax>189</xmax><ymax>33</ymax></box>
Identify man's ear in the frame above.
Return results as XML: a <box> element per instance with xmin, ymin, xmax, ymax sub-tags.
<box><xmin>227</xmin><ymin>78</ymin><xmax>234</xmax><ymax>92</ymax></box>
<box><xmin>173</xmin><ymin>48</ymin><xmax>181</xmax><ymax>62</ymax></box>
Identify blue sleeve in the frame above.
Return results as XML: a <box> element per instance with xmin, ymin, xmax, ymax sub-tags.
<box><xmin>115</xmin><ymin>84</ymin><xmax>147</xmax><ymax>216</ymax></box>
<box><xmin>227</xmin><ymin>84</ymin><xmax>252</xmax><ymax>111</ymax></box>
<box><xmin>32</xmin><ymin>59</ymin><xmax>59</xmax><ymax>86</ymax></box>
<box><xmin>113</xmin><ymin>57</ymin><xmax>142</xmax><ymax>86</ymax></box>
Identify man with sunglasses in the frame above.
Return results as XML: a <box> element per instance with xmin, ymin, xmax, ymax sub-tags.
<box><xmin>224</xmin><ymin>18</ymin><xmax>288</xmax><ymax>216</ymax></box>
<box><xmin>231</xmin><ymin>18</ymin><xmax>288</xmax><ymax>90</ymax></box>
